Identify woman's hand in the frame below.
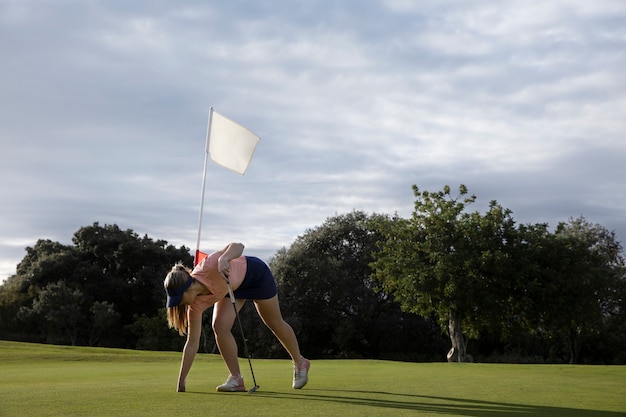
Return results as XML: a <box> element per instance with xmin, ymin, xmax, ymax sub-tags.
<box><xmin>218</xmin><ymin>257</ymin><xmax>231</xmax><ymax>280</ymax></box>
<box><xmin>217</xmin><ymin>243</ymin><xmax>244</xmax><ymax>280</ymax></box>
<box><xmin>217</xmin><ymin>242</ymin><xmax>244</xmax><ymax>280</ymax></box>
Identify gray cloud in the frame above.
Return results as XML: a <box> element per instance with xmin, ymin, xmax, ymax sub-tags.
<box><xmin>1</xmin><ymin>0</ymin><xmax>625</xmax><ymax>280</ymax></box>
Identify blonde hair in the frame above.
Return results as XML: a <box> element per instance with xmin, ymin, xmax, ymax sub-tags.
<box><xmin>164</xmin><ymin>263</ymin><xmax>193</xmax><ymax>336</ymax></box>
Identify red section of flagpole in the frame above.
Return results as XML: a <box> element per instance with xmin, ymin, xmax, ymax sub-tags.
<box><xmin>194</xmin><ymin>250</ymin><xmax>208</xmax><ymax>266</ymax></box>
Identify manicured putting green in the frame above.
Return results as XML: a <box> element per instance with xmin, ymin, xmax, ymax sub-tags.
<box><xmin>1</xmin><ymin>341</ymin><xmax>624</xmax><ymax>417</ymax></box>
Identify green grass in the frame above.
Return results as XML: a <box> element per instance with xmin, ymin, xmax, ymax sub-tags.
<box><xmin>0</xmin><ymin>341</ymin><xmax>624</xmax><ymax>417</ymax></box>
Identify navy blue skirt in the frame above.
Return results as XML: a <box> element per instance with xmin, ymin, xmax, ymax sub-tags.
<box><xmin>231</xmin><ymin>256</ymin><xmax>278</xmax><ymax>300</ymax></box>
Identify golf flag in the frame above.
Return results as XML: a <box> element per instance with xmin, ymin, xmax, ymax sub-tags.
<box><xmin>194</xmin><ymin>250</ymin><xmax>208</xmax><ymax>266</ymax></box>
<box><xmin>194</xmin><ymin>108</ymin><xmax>259</xmax><ymax>267</ymax></box>
<box><xmin>208</xmin><ymin>109</ymin><xmax>260</xmax><ymax>175</ymax></box>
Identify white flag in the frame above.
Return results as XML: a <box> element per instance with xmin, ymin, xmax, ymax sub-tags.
<box><xmin>208</xmin><ymin>109</ymin><xmax>260</xmax><ymax>175</ymax></box>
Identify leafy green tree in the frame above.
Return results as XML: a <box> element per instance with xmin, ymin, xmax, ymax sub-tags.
<box><xmin>372</xmin><ymin>185</ymin><xmax>523</xmax><ymax>362</ymax></box>
<box><xmin>0</xmin><ymin>273</ymin><xmax>39</xmax><ymax>340</ymax></box>
<box><xmin>70</xmin><ymin>223</ymin><xmax>192</xmax><ymax>347</ymax></box>
<box><xmin>71</xmin><ymin>223</ymin><xmax>190</xmax><ymax>321</ymax></box>
<box><xmin>533</xmin><ymin>216</ymin><xmax>625</xmax><ymax>363</ymax></box>
<box><xmin>15</xmin><ymin>240</ymin><xmax>80</xmax><ymax>290</ymax></box>
<box><xmin>127</xmin><ymin>309</ymin><xmax>186</xmax><ymax>351</ymax></box>
<box><xmin>3</xmin><ymin>222</ymin><xmax>192</xmax><ymax>348</ymax></box>
<box><xmin>18</xmin><ymin>281</ymin><xmax>85</xmax><ymax>345</ymax></box>
<box><xmin>89</xmin><ymin>301</ymin><xmax>120</xmax><ymax>346</ymax></box>
<box><xmin>269</xmin><ymin>211</ymin><xmax>444</xmax><ymax>360</ymax></box>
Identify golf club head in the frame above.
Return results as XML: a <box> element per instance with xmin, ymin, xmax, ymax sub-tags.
<box><xmin>247</xmin><ymin>385</ymin><xmax>259</xmax><ymax>394</ymax></box>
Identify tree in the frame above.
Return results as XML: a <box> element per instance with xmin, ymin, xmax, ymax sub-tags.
<box><xmin>532</xmin><ymin>216</ymin><xmax>625</xmax><ymax>363</ymax></box>
<box><xmin>15</xmin><ymin>240</ymin><xmax>81</xmax><ymax>290</ymax></box>
<box><xmin>0</xmin><ymin>272</ymin><xmax>40</xmax><ymax>341</ymax></box>
<box><xmin>3</xmin><ymin>222</ymin><xmax>192</xmax><ymax>349</ymax></box>
<box><xmin>89</xmin><ymin>301</ymin><xmax>120</xmax><ymax>346</ymax></box>
<box><xmin>372</xmin><ymin>185</ymin><xmax>522</xmax><ymax>362</ymax></box>
<box><xmin>269</xmin><ymin>210</ymin><xmax>445</xmax><ymax>360</ymax></box>
<box><xmin>18</xmin><ymin>281</ymin><xmax>85</xmax><ymax>345</ymax></box>
<box><xmin>71</xmin><ymin>223</ymin><xmax>189</xmax><ymax>321</ymax></box>
<box><xmin>127</xmin><ymin>309</ymin><xmax>186</xmax><ymax>351</ymax></box>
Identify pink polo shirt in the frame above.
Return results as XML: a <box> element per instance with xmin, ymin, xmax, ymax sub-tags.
<box><xmin>187</xmin><ymin>251</ymin><xmax>247</xmax><ymax>320</ymax></box>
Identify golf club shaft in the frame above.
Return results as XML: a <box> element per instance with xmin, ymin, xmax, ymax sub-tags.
<box><xmin>226</xmin><ymin>279</ymin><xmax>259</xmax><ymax>390</ymax></box>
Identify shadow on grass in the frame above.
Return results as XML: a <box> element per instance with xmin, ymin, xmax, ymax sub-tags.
<box><xmin>243</xmin><ymin>389</ymin><xmax>625</xmax><ymax>417</ymax></box>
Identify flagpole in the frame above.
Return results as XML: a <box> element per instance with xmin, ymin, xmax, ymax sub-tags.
<box><xmin>195</xmin><ymin>107</ymin><xmax>213</xmax><ymax>265</ymax></box>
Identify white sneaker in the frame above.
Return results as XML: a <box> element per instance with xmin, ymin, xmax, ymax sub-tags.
<box><xmin>293</xmin><ymin>357</ymin><xmax>310</xmax><ymax>389</ymax></box>
<box><xmin>216</xmin><ymin>374</ymin><xmax>245</xmax><ymax>392</ymax></box>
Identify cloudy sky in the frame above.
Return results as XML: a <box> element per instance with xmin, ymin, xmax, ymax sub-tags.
<box><xmin>1</xmin><ymin>0</ymin><xmax>625</xmax><ymax>280</ymax></box>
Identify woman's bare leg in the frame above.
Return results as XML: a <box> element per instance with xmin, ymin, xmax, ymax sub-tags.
<box><xmin>212</xmin><ymin>298</ymin><xmax>246</xmax><ymax>377</ymax></box>
<box><xmin>253</xmin><ymin>295</ymin><xmax>303</xmax><ymax>363</ymax></box>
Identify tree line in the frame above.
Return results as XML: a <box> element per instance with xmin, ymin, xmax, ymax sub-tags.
<box><xmin>0</xmin><ymin>185</ymin><xmax>624</xmax><ymax>364</ymax></box>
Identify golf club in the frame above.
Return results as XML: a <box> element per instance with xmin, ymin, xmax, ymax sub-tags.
<box><xmin>225</xmin><ymin>277</ymin><xmax>259</xmax><ymax>394</ymax></box>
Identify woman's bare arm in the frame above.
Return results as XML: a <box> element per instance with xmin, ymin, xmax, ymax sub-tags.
<box><xmin>177</xmin><ymin>315</ymin><xmax>202</xmax><ymax>392</ymax></box>
<box><xmin>217</xmin><ymin>243</ymin><xmax>244</xmax><ymax>278</ymax></box>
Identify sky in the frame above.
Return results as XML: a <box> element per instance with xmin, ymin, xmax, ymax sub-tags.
<box><xmin>1</xmin><ymin>0</ymin><xmax>625</xmax><ymax>281</ymax></box>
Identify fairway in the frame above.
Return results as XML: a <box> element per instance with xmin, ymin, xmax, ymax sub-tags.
<box><xmin>0</xmin><ymin>341</ymin><xmax>624</xmax><ymax>417</ymax></box>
